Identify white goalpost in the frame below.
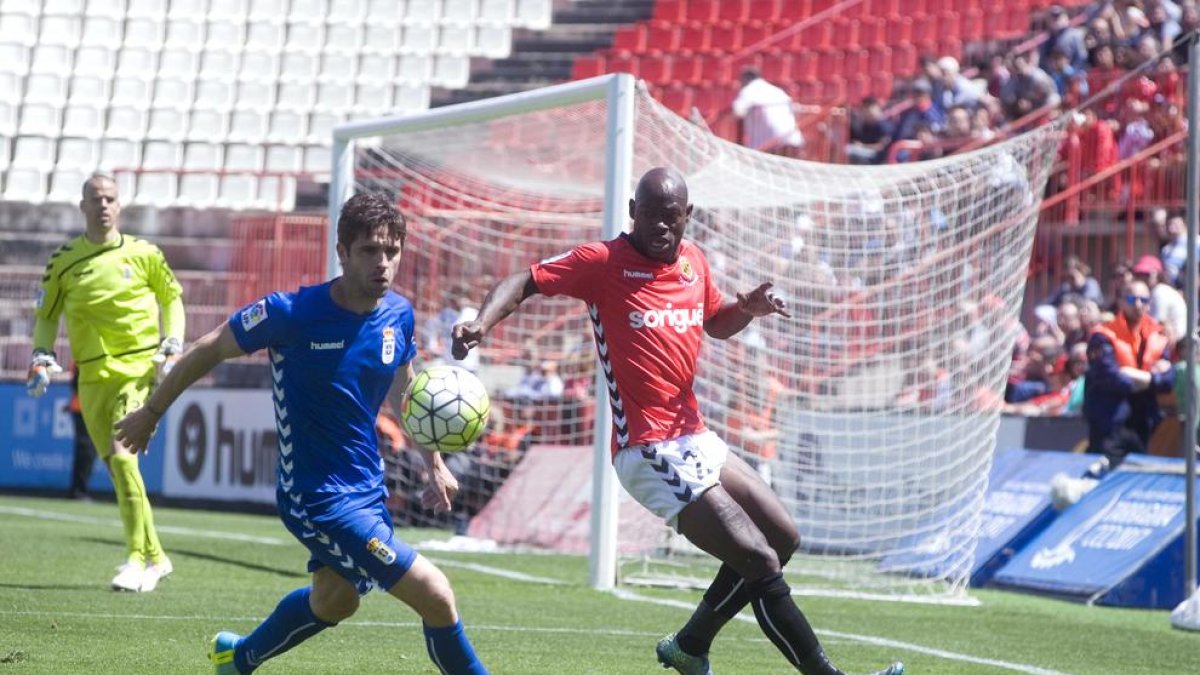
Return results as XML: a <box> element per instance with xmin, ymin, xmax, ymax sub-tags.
<box><xmin>330</xmin><ymin>74</ymin><xmax>1065</xmax><ymax>602</ymax></box>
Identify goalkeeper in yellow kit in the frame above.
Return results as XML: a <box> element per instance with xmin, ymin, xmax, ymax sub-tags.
<box><xmin>28</xmin><ymin>174</ymin><xmax>185</xmax><ymax>593</ymax></box>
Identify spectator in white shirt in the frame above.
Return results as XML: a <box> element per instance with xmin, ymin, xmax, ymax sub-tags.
<box><xmin>732</xmin><ymin>68</ymin><xmax>804</xmax><ymax>158</ymax></box>
<box><xmin>1133</xmin><ymin>254</ymin><xmax>1187</xmax><ymax>343</ymax></box>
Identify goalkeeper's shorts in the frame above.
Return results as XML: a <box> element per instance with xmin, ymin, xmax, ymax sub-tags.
<box><xmin>614</xmin><ymin>431</ymin><xmax>729</xmax><ymax>531</ymax></box>
<box><xmin>278</xmin><ymin>486</ymin><xmax>417</xmax><ymax>595</ymax></box>
<box><xmin>78</xmin><ymin>369</ymin><xmax>155</xmax><ymax>458</ymax></box>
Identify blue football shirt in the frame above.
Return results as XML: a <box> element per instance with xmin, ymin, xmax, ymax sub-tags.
<box><xmin>229</xmin><ymin>281</ymin><xmax>417</xmax><ymax>494</ymax></box>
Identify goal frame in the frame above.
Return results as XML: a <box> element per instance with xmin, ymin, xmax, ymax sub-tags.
<box><xmin>328</xmin><ymin>74</ymin><xmax>637</xmax><ymax>590</ymax></box>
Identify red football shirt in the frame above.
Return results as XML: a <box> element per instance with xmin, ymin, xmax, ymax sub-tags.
<box><xmin>531</xmin><ymin>234</ymin><xmax>724</xmax><ymax>454</ymax></box>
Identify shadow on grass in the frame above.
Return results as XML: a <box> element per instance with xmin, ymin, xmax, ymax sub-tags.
<box><xmin>80</xmin><ymin>537</ymin><xmax>306</xmax><ymax>579</ymax></box>
<box><xmin>0</xmin><ymin>583</ymin><xmax>95</xmax><ymax>591</ymax></box>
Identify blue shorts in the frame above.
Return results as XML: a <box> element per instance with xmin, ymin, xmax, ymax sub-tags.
<box><xmin>277</xmin><ymin>487</ymin><xmax>417</xmax><ymax>595</ymax></box>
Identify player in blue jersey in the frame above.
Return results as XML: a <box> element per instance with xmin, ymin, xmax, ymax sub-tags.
<box><xmin>115</xmin><ymin>193</ymin><xmax>488</xmax><ymax>675</ymax></box>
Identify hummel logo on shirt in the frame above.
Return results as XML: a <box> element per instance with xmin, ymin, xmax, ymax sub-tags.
<box><xmin>310</xmin><ymin>340</ymin><xmax>345</xmax><ymax>350</ymax></box>
<box><xmin>623</xmin><ymin>269</ymin><xmax>653</xmax><ymax>280</ymax></box>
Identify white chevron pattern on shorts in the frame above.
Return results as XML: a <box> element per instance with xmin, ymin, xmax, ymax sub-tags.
<box><xmin>588</xmin><ymin>303</ymin><xmax>629</xmax><ymax>447</ymax></box>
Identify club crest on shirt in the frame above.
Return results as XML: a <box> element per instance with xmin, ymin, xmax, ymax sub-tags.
<box><xmin>678</xmin><ymin>256</ymin><xmax>697</xmax><ymax>286</ymax></box>
<box><xmin>382</xmin><ymin>327</ymin><xmax>396</xmax><ymax>364</ymax></box>
<box><xmin>241</xmin><ymin>299</ymin><xmax>268</xmax><ymax>331</ymax></box>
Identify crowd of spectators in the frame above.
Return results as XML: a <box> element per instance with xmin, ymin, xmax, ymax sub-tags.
<box><xmin>845</xmin><ymin>1</ymin><xmax>1193</xmax><ymax>166</ymax></box>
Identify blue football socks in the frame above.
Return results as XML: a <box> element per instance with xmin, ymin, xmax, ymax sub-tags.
<box><xmin>234</xmin><ymin>587</ymin><xmax>334</xmax><ymax>673</ymax></box>
<box><xmin>423</xmin><ymin>620</ymin><xmax>488</xmax><ymax>675</ymax></box>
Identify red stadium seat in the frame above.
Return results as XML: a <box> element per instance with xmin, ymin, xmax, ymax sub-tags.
<box><xmin>605</xmin><ymin>52</ymin><xmax>639</xmax><ymax>77</ymax></box>
<box><xmin>868</xmin><ymin>0</ymin><xmax>900</xmax><ymax>18</ymax></box>
<box><xmin>891</xmin><ymin>43</ymin><xmax>917</xmax><ymax>76</ymax></box>
<box><xmin>761</xmin><ymin>53</ymin><xmax>793</xmax><ymax>83</ymax></box>
<box><xmin>911</xmin><ymin>15</ymin><xmax>936</xmax><ymax>50</ymax></box>
<box><xmin>816</xmin><ymin>49</ymin><xmax>843</xmax><ymax>80</ymax></box>
<box><xmin>748</xmin><ymin>0</ymin><xmax>783</xmax><ymax>23</ymax></box>
<box><xmin>795</xmin><ymin>79</ymin><xmax>823</xmax><ymax>103</ymax></box>
<box><xmin>831</xmin><ymin>18</ymin><xmax>859</xmax><ymax>50</ymax></box>
<box><xmin>960</xmin><ymin>9</ymin><xmax>984</xmax><ymax>42</ymax></box>
<box><xmin>844</xmin><ymin>49</ymin><xmax>867</xmax><ymax>76</ymax></box>
<box><xmin>740</xmin><ymin>21</ymin><xmax>771</xmax><ymax>51</ymax></box>
<box><xmin>871</xmin><ymin>72</ymin><xmax>894</xmax><ymax>100</ymax></box>
<box><xmin>886</xmin><ymin>16</ymin><xmax>912</xmax><ymax>46</ymax></box>
<box><xmin>779</xmin><ymin>0</ymin><xmax>812</xmax><ymax>18</ymax></box>
<box><xmin>679</xmin><ymin>23</ymin><xmax>710</xmax><ymax>53</ymax></box>
<box><xmin>639</xmin><ymin>54</ymin><xmax>673</xmax><ymax>83</ymax></box>
<box><xmin>790</xmin><ymin>19</ymin><xmax>830</xmax><ymax>50</ymax></box>
<box><xmin>858</xmin><ymin>18</ymin><xmax>885</xmax><ymax>49</ymax></box>
<box><xmin>823</xmin><ymin>76</ymin><xmax>846</xmax><ymax>104</ymax></box>
<box><xmin>717</xmin><ymin>0</ymin><xmax>750</xmax><ymax>23</ymax></box>
<box><xmin>867</xmin><ymin>46</ymin><xmax>891</xmax><ymax>73</ymax></box>
<box><xmin>659</xmin><ymin>85</ymin><xmax>693</xmax><ymax>115</ymax></box>
<box><xmin>645</xmin><ymin>21</ymin><xmax>680</xmax><ymax>52</ymax></box>
<box><xmin>937</xmin><ymin>13</ymin><xmax>960</xmax><ymax>40</ymax></box>
<box><xmin>653</xmin><ymin>0</ymin><xmax>685</xmax><ymax>22</ymax></box>
<box><xmin>611</xmin><ymin>25</ymin><xmax>645</xmax><ymax>52</ymax></box>
<box><xmin>571</xmin><ymin>54</ymin><xmax>605</xmax><ymax>80</ymax></box>
<box><xmin>671</xmin><ymin>53</ymin><xmax>703</xmax><ymax>85</ymax></box>
<box><xmin>688</xmin><ymin>0</ymin><xmax>720</xmax><ymax>23</ymax></box>
<box><xmin>846</xmin><ymin>75</ymin><xmax>870</xmax><ymax>105</ymax></box>
<box><xmin>708</xmin><ymin>22</ymin><xmax>741</xmax><ymax>52</ymax></box>
<box><xmin>791</xmin><ymin>50</ymin><xmax>817</xmax><ymax>80</ymax></box>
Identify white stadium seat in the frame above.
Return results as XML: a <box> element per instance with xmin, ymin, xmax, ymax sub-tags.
<box><xmin>432</xmin><ymin>54</ymin><xmax>469</xmax><ymax>88</ymax></box>
<box><xmin>18</xmin><ymin>102</ymin><xmax>62</xmax><ymax>136</ymax></box>
<box><xmin>443</xmin><ymin>0</ymin><xmax>477</xmax><ymax>23</ymax></box>
<box><xmin>267</xmin><ymin>109</ymin><xmax>307</xmax><ymax>143</ymax></box>
<box><xmin>110</xmin><ymin>77</ymin><xmax>154</xmax><ymax>108</ymax></box>
<box><xmin>38</xmin><ymin>15</ymin><xmax>82</xmax><ymax>48</ymax></box>
<box><xmin>306</xmin><ymin>111</ymin><xmax>339</xmax><ymax>144</ymax></box>
<box><xmin>153</xmin><ymin>79</ymin><xmax>196</xmax><ymax>110</ymax></box>
<box><xmin>515</xmin><ymin>0</ymin><xmax>550</xmax><ymax>29</ymax></box>
<box><xmin>3</xmin><ymin>167</ymin><xmax>47</xmax><ymax>204</ymax></box>
<box><xmin>117</xmin><ymin>50</ymin><xmax>161</xmax><ymax>80</ymax></box>
<box><xmin>0</xmin><ymin>73</ymin><xmax>20</xmax><ymax>104</ymax></box>
<box><xmin>105</xmin><ymin>106</ymin><xmax>148</xmax><ymax>140</ymax></box>
<box><xmin>402</xmin><ymin>23</ymin><xmax>437</xmax><ymax>54</ymax></box>
<box><xmin>226</xmin><ymin>109</ymin><xmax>268</xmax><ymax>143</ymax></box>
<box><xmin>188</xmin><ymin>109</ymin><xmax>228</xmax><ymax>142</ymax></box>
<box><xmin>142</xmin><ymin>141</ymin><xmax>181</xmax><ymax>169</ymax></box>
<box><xmin>134</xmin><ymin>141</ymin><xmax>183</xmax><ymax>207</ymax></box>
<box><xmin>84</xmin><ymin>0</ymin><xmax>127</xmax><ymax>19</ymax></box>
<box><xmin>73</xmin><ymin>46</ymin><xmax>117</xmax><ymax>78</ymax></box>
<box><xmin>0</xmin><ymin>101</ymin><xmax>19</xmax><ymax>138</ymax></box>
<box><xmin>98</xmin><ymin>139</ymin><xmax>142</xmax><ymax>172</ymax></box>
<box><xmin>366</xmin><ymin>0</ymin><xmax>401</xmax><ymax>24</ymax></box>
<box><xmin>357</xmin><ymin>54</ymin><xmax>395</xmax><ymax>84</ymax></box>
<box><xmin>126</xmin><ymin>0</ymin><xmax>169</xmax><ymax>20</ymax></box>
<box><xmin>122</xmin><ymin>19</ymin><xmax>166</xmax><ymax>50</ymax></box>
<box><xmin>318</xmin><ymin>54</ymin><xmax>357</xmax><ymax>82</ymax></box>
<box><xmin>396</xmin><ymin>54</ymin><xmax>431</xmax><ymax>84</ymax></box>
<box><xmin>324</xmin><ymin>24</ymin><xmax>362</xmax><ymax>54</ymax></box>
<box><xmin>167</xmin><ymin>0</ymin><xmax>210</xmax><ymax>21</ymax></box>
<box><xmin>327</xmin><ymin>0</ymin><xmax>368</xmax><ymax>24</ymax></box>
<box><xmin>184</xmin><ymin>142</ymin><xmax>224</xmax><ymax>170</ymax></box>
<box><xmin>200</xmin><ymin>51</ymin><xmax>241</xmax><ymax>81</ymax></box>
<box><xmin>67</xmin><ymin>76</ymin><xmax>109</xmax><ymax>107</ymax></box>
<box><xmin>80</xmin><ymin>16</ymin><xmax>124</xmax><ymax>49</ymax></box>
<box><xmin>474</xmin><ymin>23</ymin><xmax>511</xmax><ymax>58</ymax></box>
<box><xmin>405</xmin><ymin>0</ymin><xmax>440</xmax><ymax>23</ymax></box>
<box><xmin>258</xmin><ymin>174</ymin><xmax>296</xmax><ymax>210</ymax></box>
<box><xmin>30</xmin><ymin>45</ymin><xmax>74</xmax><ymax>76</ymax></box>
<box><xmin>178</xmin><ymin>142</ymin><xmax>224</xmax><ymax>207</ymax></box>
<box><xmin>302</xmin><ymin>145</ymin><xmax>331</xmax><ymax>175</ymax></box>
<box><xmin>194</xmin><ymin>80</ymin><xmax>236</xmax><ymax>111</ymax></box>
<box><xmin>48</xmin><ymin>168</ymin><xmax>90</xmax><ymax>203</ymax></box>
<box><xmin>12</xmin><ymin>136</ymin><xmax>56</xmax><ymax>172</ymax></box>
<box><xmin>209</xmin><ymin>0</ymin><xmax>249</xmax><ymax>21</ymax></box>
<box><xmin>57</xmin><ymin>138</ymin><xmax>102</xmax><ymax>171</ymax></box>
<box><xmin>279</xmin><ymin>53</ymin><xmax>319</xmax><ymax>83</ymax></box>
<box><xmin>225</xmin><ymin>142</ymin><xmax>264</xmax><ymax>171</ymax></box>
<box><xmin>314</xmin><ymin>82</ymin><xmax>354</xmax><ymax>112</ymax></box>
<box><xmin>395</xmin><ymin>83</ymin><xmax>430</xmax><ymax>112</ymax></box>
<box><xmin>165</xmin><ymin>20</ymin><xmax>207</xmax><ymax>51</ymax></box>
<box><xmin>354</xmin><ymin>82</ymin><xmax>393</xmax><ymax>115</ymax></box>
<box><xmin>0</xmin><ymin>45</ymin><xmax>29</xmax><ymax>76</ymax></box>
<box><xmin>147</xmin><ymin>108</ymin><xmax>188</xmax><ymax>141</ymax></box>
<box><xmin>62</xmin><ymin>105</ymin><xmax>106</xmax><ymax>138</ymax></box>
<box><xmin>439</xmin><ymin>24</ymin><xmax>472</xmax><ymax>55</ymax></box>
<box><xmin>362</xmin><ymin>23</ymin><xmax>401</xmax><ymax>53</ymax></box>
<box><xmin>245</xmin><ymin>23</ymin><xmax>286</xmax><ymax>52</ymax></box>
<box><xmin>289</xmin><ymin>0</ymin><xmax>327</xmax><ymax>24</ymax></box>
<box><xmin>159</xmin><ymin>49</ymin><xmax>200</xmax><ymax>79</ymax></box>
<box><xmin>23</xmin><ymin>74</ymin><xmax>68</xmax><ymax>107</ymax></box>
<box><xmin>479</xmin><ymin>0</ymin><xmax>513</xmax><ymax>22</ymax></box>
<box><xmin>236</xmin><ymin>80</ymin><xmax>277</xmax><ymax>111</ymax></box>
<box><xmin>265</xmin><ymin>145</ymin><xmax>302</xmax><ymax>172</ymax></box>
<box><xmin>0</xmin><ymin>137</ymin><xmax>8</xmax><ymax>172</ymax></box>
<box><xmin>285</xmin><ymin>23</ymin><xmax>325</xmax><ymax>54</ymax></box>
<box><xmin>0</xmin><ymin>14</ymin><xmax>38</xmax><ymax>47</ymax></box>
<box><xmin>44</xmin><ymin>0</ymin><xmax>86</xmax><ymax>14</ymax></box>
<box><xmin>205</xmin><ymin>21</ymin><xmax>246</xmax><ymax>52</ymax></box>
<box><xmin>239</xmin><ymin>52</ymin><xmax>280</xmax><ymax>82</ymax></box>
<box><xmin>276</xmin><ymin>83</ymin><xmax>316</xmax><ymax>112</ymax></box>
<box><xmin>218</xmin><ymin>143</ymin><xmax>263</xmax><ymax>209</ymax></box>
<box><xmin>248</xmin><ymin>0</ymin><xmax>287</xmax><ymax>22</ymax></box>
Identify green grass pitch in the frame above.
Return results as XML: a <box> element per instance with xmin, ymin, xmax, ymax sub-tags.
<box><xmin>0</xmin><ymin>495</ymin><xmax>1194</xmax><ymax>674</ymax></box>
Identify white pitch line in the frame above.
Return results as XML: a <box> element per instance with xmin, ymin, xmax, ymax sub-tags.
<box><xmin>611</xmin><ymin>589</ymin><xmax>1073</xmax><ymax>675</ymax></box>
<box><xmin>0</xmin><ymin>506</ymin><xmax>289</xmax><ymax>546</ymax></box>
<box><xmin>427</xmin><ymin>557</ymin><xmax>567</xmax><ymax>585</ymax></box>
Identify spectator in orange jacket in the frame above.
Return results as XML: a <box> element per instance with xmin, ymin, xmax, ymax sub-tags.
<box><xmin>1084</xmin><ymin>279</ymin><xmax>1175</xmax><ymax>468</ymax></box>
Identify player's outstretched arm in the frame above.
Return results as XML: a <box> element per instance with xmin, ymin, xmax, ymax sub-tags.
<box><xmin>705</xmin><ymin>281</ymin><xmax>791</xmax><ymax>340</ymax></box>
<box><xmin>450</xmin><ymin>269</ymin><xmax>540</xmax><ymax>359</ymax></box>
<box><xmin>115</xmin><ymin>323</ymin><xmax>246</xmax><ymax>453</ymax></box>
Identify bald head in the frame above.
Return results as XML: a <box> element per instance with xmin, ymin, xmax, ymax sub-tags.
<box><xmin>628</xmin><ymin>167</ymin><xmax>692</xmax><ymax>263</ymax></box>
<box><xmin>80</xmin><ymin>173</ymin><xmax>121</xmax><ymax>242</ymax></box>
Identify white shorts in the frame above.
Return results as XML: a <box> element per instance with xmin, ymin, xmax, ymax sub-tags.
<box><xmin>613</xmin><ymin>431</ymin><xmax>728</xmax><ymax>530</ymax></box>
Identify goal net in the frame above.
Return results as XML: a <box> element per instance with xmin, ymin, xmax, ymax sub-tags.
<box><xmin>337</xmin><ymin>76</ymin><xmax>1064</xmax><ymax>601</ymax></box>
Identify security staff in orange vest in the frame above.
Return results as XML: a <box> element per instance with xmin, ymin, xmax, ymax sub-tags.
<box><xmin>1084</xmin><ymin>279</ymin><xmax>1174</xmax><ymax>468</ymax></box>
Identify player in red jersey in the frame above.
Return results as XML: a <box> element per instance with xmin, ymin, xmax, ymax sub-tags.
<box><xmin>452</xmin><ymin>167</ymin><xmax>903</xmax><ymax>675</ymax></box>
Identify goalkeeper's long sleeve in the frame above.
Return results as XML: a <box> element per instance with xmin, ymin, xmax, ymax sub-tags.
<box><xmin>160</xmin><ymin>295</ymin><xmax>186</xmax><ymax>343</ymax></box>
<box><xmin>31</xmin><ymin>315</ymin><xmax>59</xmax><ymax>355</ymax></box>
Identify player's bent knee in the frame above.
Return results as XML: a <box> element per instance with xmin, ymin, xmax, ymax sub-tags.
<box><xmin>311</xmin><ymin>569</ymin><xmax>360</xmax><ymax>623</ymax></box>
<box><xmin>388</xmin><ymin>556</ymin><xmax>459</xmax><ymax>627</ymax></box>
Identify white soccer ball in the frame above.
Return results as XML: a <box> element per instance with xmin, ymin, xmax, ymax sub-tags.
<box><xmin>401</xmin><ymin>365</ymin><xmax>490</xmax><ymax>453</ymax></box>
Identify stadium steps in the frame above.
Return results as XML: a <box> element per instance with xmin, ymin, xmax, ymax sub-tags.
<box><xmin>432</xmin><ymin>0</ymin><xmax>655</xmax><ymax>107</ymax></box>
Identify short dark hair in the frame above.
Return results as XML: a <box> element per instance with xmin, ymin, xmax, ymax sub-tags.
<box><xmin>337</xmin><ymin>192</ymin><xmax>406</xmax><ymax>248</ymax></box>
